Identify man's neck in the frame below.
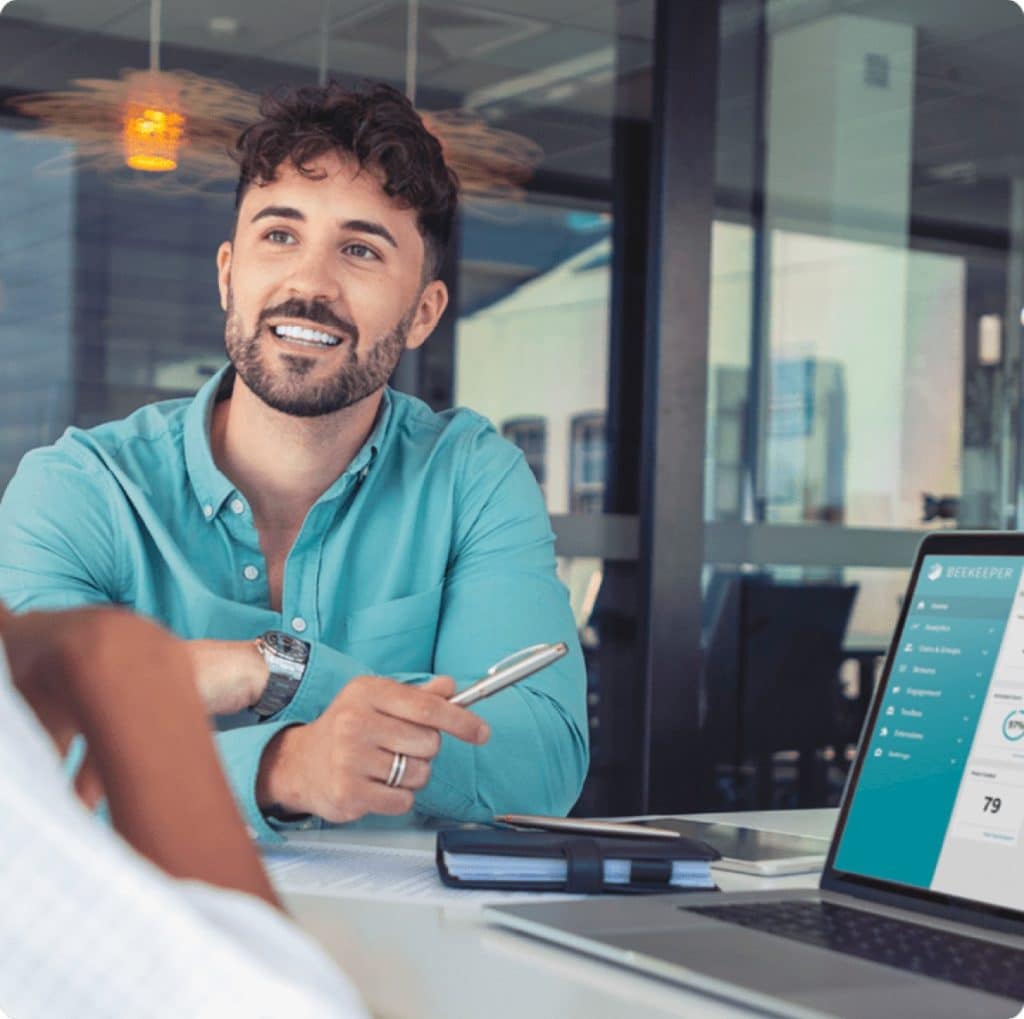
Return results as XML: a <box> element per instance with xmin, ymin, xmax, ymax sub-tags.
<box><xmin>210</xmin><ymin>374</ymin><xmax>384</xmax><ymax>533</ymax></box>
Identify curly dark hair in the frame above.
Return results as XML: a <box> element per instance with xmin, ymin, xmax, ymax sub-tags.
<box><xmin>232</xmin><ymin>81</ymin><xmax>459</xmax><ymax>279</ymax></box>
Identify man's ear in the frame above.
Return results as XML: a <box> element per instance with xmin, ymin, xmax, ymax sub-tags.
<box><xmin>216</xmin><ymin>241</ymin><xmax>233</xmax><ymax>312</ymax></box>
<box><xmin>404</xmin><ymin>280</ymin><xmax>449</xmax><ymax>351</ymax></box>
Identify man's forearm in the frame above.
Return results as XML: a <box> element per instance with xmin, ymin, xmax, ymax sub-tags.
<box><xmin>188</xmin><ymin>638</ymin><xmax>269</xmax><ymax>715</ymax></box>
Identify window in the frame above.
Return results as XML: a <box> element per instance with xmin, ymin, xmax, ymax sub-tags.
<box><xmin>569</xmin><ymin>413</ymin><xmax>606</xmax><ymax>514</ymax></box>
<box><xmin>694</xmin><ymin>0</ymin><xmax>1024</xmax><ymax>812</ymax></box>
<box><xmin>0</xmin><ymin>0</ymin><xmax>653</xmax><ymax>819</ymax></box>
<box><xmin>454</xmin><ymin>215</ymin><xmax>611</xmax><ymax>517</ymax></box>
<box><xmin>501</xmin><ymin>417</ymin><xmax>547</xmax><ymax>490</ymax></box>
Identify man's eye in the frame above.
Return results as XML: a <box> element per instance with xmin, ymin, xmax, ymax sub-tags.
<box><xmin>266</xmin><ymin>230</ymin><xmax>295</xmax><ymax>244</ymax></box>
<box><xmin>344</xmin><ymin>242</ymin><xmax>379</xmax><ymax>261</ymax></box>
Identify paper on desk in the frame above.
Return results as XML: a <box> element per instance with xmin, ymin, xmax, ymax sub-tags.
<box><xmin>261</xmin><ymin>840</ymin><xmax>583</xmax><ymax>908</ymax></box>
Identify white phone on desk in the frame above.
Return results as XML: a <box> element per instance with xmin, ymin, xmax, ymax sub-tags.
<box><xmin>635</xmin><ymin>817</ymin><xmax>829</xmax><ymax>876</ymax></box>
<box><xmin>489</xmin><ymin>814</ymin><xmax>829</xmax><ymax>875</ymax></box>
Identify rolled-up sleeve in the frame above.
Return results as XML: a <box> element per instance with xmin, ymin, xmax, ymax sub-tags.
<box><xmin>414</xmin><ymin>429</ymin><xmax>590</xmax><ymax>820</ymax></box>
<box><xmin>222</xmin><ymin>642</ymin><xmax>384</xmax><ymax>842</ymax></box>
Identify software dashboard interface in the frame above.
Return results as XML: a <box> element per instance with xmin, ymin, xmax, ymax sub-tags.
<box><xmin>835</xmin><ymin>555</ymin><xmax>1024</xmax><ymax>911</ymax></box>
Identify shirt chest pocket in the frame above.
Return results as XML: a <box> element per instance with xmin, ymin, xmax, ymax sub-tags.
<box><xmin>344</xmin><ymin>584</ymin><xmax>443</xmax><ymax>674</ymax></box>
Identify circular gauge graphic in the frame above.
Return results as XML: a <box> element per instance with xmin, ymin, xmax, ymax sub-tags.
<box><xmin>1002</xmin><ymin>708</ymin><xmax>1024</xmax><ymax>742</ymax></box>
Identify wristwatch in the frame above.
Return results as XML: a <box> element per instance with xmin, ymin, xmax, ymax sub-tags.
<box><xmin>252</xmin><ymin>630</ymin><xmax>310</xmax><ymax>719</ymax></box>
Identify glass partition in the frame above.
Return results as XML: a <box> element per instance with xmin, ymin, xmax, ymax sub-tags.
<box><xmin>0</xmin><ymin>0</ymin><xmax>654</xmax><ymax>814</ymax></box>
<box><xmin>703</xmin><ymin>0</ymin><xmax>1024</xmax><ymax>809</ymax></box>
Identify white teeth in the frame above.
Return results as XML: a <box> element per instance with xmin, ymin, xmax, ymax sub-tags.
<box><xmin>272</xmin><ymin>324</ymin><xmax>340</xmax><ymax>346</ymax></box>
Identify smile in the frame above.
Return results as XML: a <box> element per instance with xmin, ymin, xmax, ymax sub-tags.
<box><xmin>271</xmin><ymin>323</ymin><xmax>342</xmax><ymax>348</ymax></box>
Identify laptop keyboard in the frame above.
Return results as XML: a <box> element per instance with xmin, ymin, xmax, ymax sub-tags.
<box><xmin>686</xmin><ymin>900</ymin><xmax>1024</xmax><ymax>1000</ymax></box>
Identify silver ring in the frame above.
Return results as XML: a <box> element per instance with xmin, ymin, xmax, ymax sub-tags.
<box><xmin>385</xmin><ymin>752</ymin><xmax>408</xmax><ymax>788</ymax></box>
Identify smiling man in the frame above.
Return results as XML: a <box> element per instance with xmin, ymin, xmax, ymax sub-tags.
<box><xmin>0</xmin><ymin>82</ymin><xmax>588</xmax><ymax>840</ymax></box>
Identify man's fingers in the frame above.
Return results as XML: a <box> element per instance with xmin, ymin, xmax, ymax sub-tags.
<box><xmin>374</xmin><ymin>680</ymin><xmax>489</xmax><ymax>744</ymax></box>
<box><xmin>314</xmin><ymin>782</ymin><xmax>415</xmax><ymax>823</ymax></box>
<box><xmin>369</xmin><ymin>714</ymin><xmax>444</xmax><ymax>759</ymax></box>
<box><xmin>357</xmin><ymin>784</ymin><xmax>416</xmax><ymax>818</ymax></box>
<box><xmin>370</xmin><ymin>747</ymin><xmax>431</xmax><ymax>790</ymax></box>
<box><xmin>420</xmin><ymin>674</ymin><xmax>456</xmax><ymax>698</ymax></box>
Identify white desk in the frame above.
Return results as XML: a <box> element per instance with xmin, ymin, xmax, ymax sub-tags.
<box><xmin>283</xmin><ymin>809</ymin><xmax>837</xmax><ymax>1019</ymax></box>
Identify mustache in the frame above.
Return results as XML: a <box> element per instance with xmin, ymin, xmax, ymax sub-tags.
<box><xmin>258</xmin><ymin>298</ymin><xmax>359</xmax><ymax>343</ymax></box>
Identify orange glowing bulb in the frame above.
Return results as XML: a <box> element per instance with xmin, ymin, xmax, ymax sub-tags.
<box><xmin>123</xmin><ymin>105</ymin><xmax>185</xmax><ymax>172</ymax></box>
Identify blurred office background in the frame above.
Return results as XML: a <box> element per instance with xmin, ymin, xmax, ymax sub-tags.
<box><xmin>2</xmin><ymin>0</ymin><xmax>1024</xmax><ymax>815</ymax></box>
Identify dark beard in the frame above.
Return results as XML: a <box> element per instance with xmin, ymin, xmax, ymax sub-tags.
<box><xmin>223</xmin><ymin>291</ymin><xmax>413</xmax><ymax>418</ymax></box>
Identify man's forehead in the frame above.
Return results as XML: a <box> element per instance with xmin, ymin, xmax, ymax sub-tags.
<box><xmin>243</xmin><ymin>154</ymin><xmax>401</xmax><ymax>215</ymax></box>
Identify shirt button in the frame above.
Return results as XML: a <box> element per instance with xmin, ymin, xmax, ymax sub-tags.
<box><xmin>230</xmin><ymin>498</ymin><xmax>245</xmax><ymax>515</ymax></box>
<box><xmin>243</xmin><ymin>565</ymin><xmax>259</xmax><ymax>581</ymax></box>
<box><xmin>202</xmin><ymin>504</ymin><xmax>213</xmax><ymax>519</ymax></box>
<box><xmin>291</xmin><ymin>617</ymin><xmax>307</xmax><ymax>633</ymax></box>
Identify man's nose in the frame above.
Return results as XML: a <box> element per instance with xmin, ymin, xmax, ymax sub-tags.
<box><xmin>286</xmin><ymin>246</ymin><xmax>343</xmax><ymax>305</ymax></box>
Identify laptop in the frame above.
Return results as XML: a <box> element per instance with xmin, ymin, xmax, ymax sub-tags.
<box><xmin>488</xmin><ymin>533</ymin><xmax>1024</xmax><ymax>1019</ymax></box>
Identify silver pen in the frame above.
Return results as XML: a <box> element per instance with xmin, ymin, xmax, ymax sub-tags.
<box><xmin>494</xmin><ymin>814</ymin><xmax>682</xmax><ymax>840</ymax></box>
<box><xmin>449</xmin><ymin>641</ymin><xmax>568</xmax><ymax>707</ymax></box>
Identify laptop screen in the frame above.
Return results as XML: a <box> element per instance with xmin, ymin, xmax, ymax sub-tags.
<box><xmin>833</xmin><ymin>553</ymin><xmax>1024</xmax><ymax>913</ymax></box>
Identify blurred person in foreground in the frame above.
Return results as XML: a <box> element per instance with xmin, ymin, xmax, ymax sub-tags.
<box><xmin>0</xmin><ymin>601</ymin><xmax>366</xmax><ymax>1019</ymax></box>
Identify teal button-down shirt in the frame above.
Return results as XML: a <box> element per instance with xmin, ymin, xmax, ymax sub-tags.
<box><xmin>0</xmin><ymin>367</ymin><xmax>589</xmax><ymax>840</ymax></box>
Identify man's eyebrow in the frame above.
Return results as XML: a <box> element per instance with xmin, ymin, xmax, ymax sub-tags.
<box><xmin>250</xmin><ymin>205</ymin><xmax>305</xmax><ymax>224</ymax></box>
<box><xmin>341</xmin><ymin>219</ymin><xmax>398</xmax><ymax>249</ymax></box>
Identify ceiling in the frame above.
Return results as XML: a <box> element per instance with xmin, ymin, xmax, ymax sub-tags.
<box><xmin>719</xmin><ymin>0</ymin><xmax>1024</xmax><ymax>239</ymax></box>
<box><xmin>2</xmin><ymin>0</ymin><xmax>1024</xmax><ymax>237</ymax></box>
<box><xmin>0</xmin><ymin>0</ymin><xmax>653</xmax><ymax>101</ymax></box>
<box><xmin>0</xmin><ymin>0</ymin><xmax>654</xmax><ymax>183</ymax></box>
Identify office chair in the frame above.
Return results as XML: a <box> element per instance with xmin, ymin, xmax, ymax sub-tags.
<box><xmin>703</xmin><ymin>575</ymin><xmax>858</xmax><ymax>810</ymax></box>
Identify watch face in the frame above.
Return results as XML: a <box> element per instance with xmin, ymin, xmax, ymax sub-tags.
<box><xmin>264</xmin><ymin>630</ymin><xmax>309</xmax><ymax>663</ymax></box>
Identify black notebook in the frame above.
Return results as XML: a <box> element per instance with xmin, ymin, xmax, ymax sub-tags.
<box><xmin>436</xmin><ymin>829</ymin><xmax>720</xmax><ymax>895</ymax></box>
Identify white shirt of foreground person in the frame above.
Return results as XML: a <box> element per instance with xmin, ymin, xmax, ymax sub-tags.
<box><xmin>0</xmin><ymin>641</ymin><xmax>367</xmax><ymax>1019</ymax></box>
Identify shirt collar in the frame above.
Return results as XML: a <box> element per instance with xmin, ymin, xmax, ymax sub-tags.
<box><xmin>184</xmin><ymin>365</ymin><xmax>236</xmax><ymax>518</ymax></box>
<box><xmin>184</xmin><ymin>365</ymin><xmax>394</xmax><ymax>515</ymax></box>
<box><xmin>314</xmin><ymin>386</ymin><xmax>393</xmax><ymax>505</ymax></box>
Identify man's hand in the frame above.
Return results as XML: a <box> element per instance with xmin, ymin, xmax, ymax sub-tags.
<box><xmin>256</xmin><ymin>674</ymin><xmax>490</xmax><ymax>823</ymax></box>
<box><xmin>187</xmin><ymin>639</ymin><xmax>269</xmax><ymax>715</ymax></box>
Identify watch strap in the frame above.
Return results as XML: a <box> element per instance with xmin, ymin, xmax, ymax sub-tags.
<box><xmin>252</xmin><ymin>672</ymin><xmax>301</xmax><ymax>719</ymax></box>
<box><xmin>252</xmin><ymin>631</ymin><xmax>309</xmax><ymax>719</ymax></box>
